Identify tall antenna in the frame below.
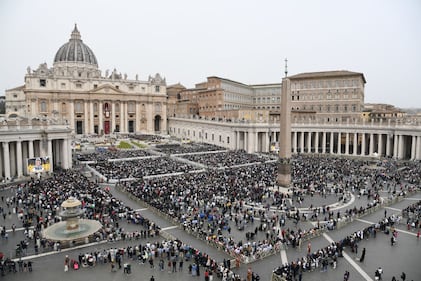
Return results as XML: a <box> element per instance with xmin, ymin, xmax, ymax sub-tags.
<box><xmin>284</xmin><ymin>58</ymin><xmax>288</xmax><ymax>77</ymax></box>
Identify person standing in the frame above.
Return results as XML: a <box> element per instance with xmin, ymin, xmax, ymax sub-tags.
<box><xmin>400</xmin><ymin>272</ymin><xmax>406</xmax><ymax>281</ymax></box>
<box><xmin>150</xmin><ymin>276</ymin><xmax>155</xmax><ymax>281</ymax></box>
<box><xmin>344</xmin><ymin>270</ymin><xmax>350</xmax><ymax>281</ymax></box>
<box><xmin>359</xmin><ymin>248</ymin><xmax>366</xmax><ymax>262</ymax></box>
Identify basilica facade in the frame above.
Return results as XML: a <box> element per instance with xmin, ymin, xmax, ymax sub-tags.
<box><xmin>5</xmin><ymin>25</ymin><xmax>167</xmax><ymax>135</ymax></box>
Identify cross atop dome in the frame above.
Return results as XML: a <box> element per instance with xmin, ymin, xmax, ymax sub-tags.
<box><xmin>70</xmin><ymin>23</ymin><xmax>81</xmax><ymax>40</ymax></box>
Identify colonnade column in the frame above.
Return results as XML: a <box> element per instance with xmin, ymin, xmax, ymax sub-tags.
<box><xmin>361</xmin><ymin>133</ymin><xmax>366</xmax><ymax>156</ymax></box>
<box><xmin>293</xmin><ymin>131</ymin><xmax>297</xmax><ymax>153</ymax></box>
<box><xmin>411</xmin><ymin>136</ymin><xmax>416</xmax><ymax>160</ymax></box>
<box><xmin>236</xmin><ymin>131</ymin><xmax>240</xmax><ymax>150</ymax></box>
<box><xmin>386</xmin><ymin>134</ymin><xmax>391</xmax><ymax>157</ymax></box>
<box><xmin>378</xmin><ymin>134</ymin><xmax>383</xmax><ymax>156</ymax></box>
<box><xmin>337</xmin><ymin>132</ymin><xmax>341</xmax><ymax>154</ymax></box>
<box><xmin>416</xmin><ymin>136</ymin><xmax>421</xmax><ymax>160</ymax></box>
<box><xmin>16</xmin><ymin>141</ymin><xmax>23</xmax><ymax>177</ymax></box>
<box><xmin>393</xmin><ymin>134</ymin><xmax>398</xmax><ymax>158</ymax></box>
<box><xmin>322</xmin><ymin>132</ymin><xmax>326</xmax><ymax>154</ymax></box>
<box><xmin>345</xmin><ymin>133</ymin><xmax>349</xmax><ymax>155</ymax></box>
<box><xmin>48</xmin><ymin>139</ymin><xmax>53</xmax><ymax>173</ymax></box>
<box><xmin>330</xmin><ymin>132</ymin><xmax>334</xmax><ymax>154</ymax></box>
<box><xmin>369</xmin><ymin>133</ymin><xmax>374</xmax><ymax>156</ymax></box>
<box><xmin>314</xmin><ymin>132</ymin><xmax>319</xmax><ymax>153</ymax></box>
<box><xmin>300</xmin><ymin>132</ymin><xmax>304</xmax><ymax>153</ymax></box>
<box><xmin>307</xmin><ymin>132</ymin><xmax>312</xmax><ymax>153</ymax></box>
<box><xmin>28</xmin><ymin>140</ymin><xmax>34</xmax><ymax>159</ymax></box>
<box><xmin>398</xmin><ymin>135</ymin><xmax>404</xmax><ymax>159</ymax></box>
<box><xmin>353</xmin><ymin>133</ymin><xmax>357</xmax><ymax>156</ymax></box>
<box><xmin>2</xmin><ymin>142</ymin><xmax>10</xmax><ymax>181</ymax></box>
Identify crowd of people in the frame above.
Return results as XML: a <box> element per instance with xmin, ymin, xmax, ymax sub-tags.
<box><xmin>77</xmin><ymin>149</ymin><xmax>153</xmax><ymax>162</ymax></box>
<box><xmin>154</xmin><ymin>143</ymin><xmax>224</xmax><ymax>155</ymax></box>
<box><xmin>1</xmin><ymin>141</ymin><xmax>420</xmax><ymax>280</ymax></box>
<box><xmin>91</xmin><ymin>157</ymin><xmax>198</xmax><ymax>180</ymax></box>
<box><xmin>180</xmin><ymin>150</ymin><xmax>269</xmax><ymax>168</ymax></box>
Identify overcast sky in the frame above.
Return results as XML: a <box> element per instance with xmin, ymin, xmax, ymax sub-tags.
<box><xmin>1</xmin><ymin>0</ymin><xmax>420</xmax><ymax>108</ymax></box>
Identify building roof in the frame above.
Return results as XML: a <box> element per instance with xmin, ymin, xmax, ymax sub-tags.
<box><xmin>54</xmin><ymin>24</ymin><xmax>98</xmax><ymax>66</ymax></box>
<box><xmin>288</xmin><ymin>70</ymin><xmax>366</xmax><ymax>83</ymax></box>
<box><xmin>6</xmin><ymin>85</ymin><xmax>25</xmax><ymax>91</ymax></box>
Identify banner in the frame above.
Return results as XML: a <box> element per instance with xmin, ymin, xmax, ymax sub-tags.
<box><xmin>27</xmin><ymin>157</ymin><xmax>51</xmax><ymax>173</ymax></box>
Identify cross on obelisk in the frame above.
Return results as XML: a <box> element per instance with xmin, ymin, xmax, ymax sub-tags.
<box><xmin>277</xmin><ymin>58</ymin><xmax>292</xmax><ymax>187</ymax></box>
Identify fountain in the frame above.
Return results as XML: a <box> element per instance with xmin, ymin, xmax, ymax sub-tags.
<box><xmin>42</xmin><ymin>197</ymin><xmax>102</xmax><ymax>243</ymax></box>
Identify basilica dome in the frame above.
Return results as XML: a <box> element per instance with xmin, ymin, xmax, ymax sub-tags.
<box><xmin>54</xmin><ymin>25</ymin><xmax>98</xmax><ymax>66</ymax></box>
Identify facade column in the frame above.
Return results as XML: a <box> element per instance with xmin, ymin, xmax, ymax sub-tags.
<box><xmin>314</xmin><ymin>132</ymin><xmax>319</xmax><ymax>153</ymax></box>
<box><xmin>61</xmin><ymin>139</ymin><xmax>68</xmax><ymax>169</ymax></box>
<box><xmin>386</xmin><ymin>134</ymin><xmax>391</xmax><ymax>157</ymax></box>
<box><xmin>293</xmin><ymin>131</ymin><xmax>297</xmax><ymax>153</ymax></box>
<box><xmin>329</xmin><ymin>132</ymin><xmax>334</xmax><ymax>154</ymax></box>
<box><xmin>28</xmin><ymin>140</ymin><xmax>34</xmax><ymax>158</ymax></box>
<box><xmin>353</xmin><ymin>133</ymin><xmax>357</xmax><ymax>156</ymax></box>
<box><xmin>361</xmin><ymin>133</ymin><xmax>366</xmax><ymax>156</ymax></box>
<box><xmin>369</xmin><ymin>133</ymin><xmax>374</xmax><ymax>156</ymax></box>
<box><xmin>398</xmin><ymin>135</ymin><xmax>404</xmax><ymax>159</ymax></box>
<box><xmin>411</xmin><ymin>136</ymin><xmax>416</xmax><ymax>160</ymax></box>
<box><xmin>307</xmin><ymin>132</ymin><xmax>312</xmax><ymax>153</ymax></box>
<box><xmin>416</xmin><ymin>136</ymin><xmax>421</xmax><ymax>160</ymax></box>
<box><xmin>322</xmin><ymin>132</ymin><xmax>326</xmax><ymax>154</ymax></box>
<box><xmin>84</xmin><ymin>101</ymin><xmax>90</xmax><ymax>134</ymax></box>
<box><xmin>69</xmin><ymin>101</ymin><xmax>75</xmax><ymax>133</ymax></box>
<box><xmin>2</xmin><ymin>142</ymin><xmax>10</xmax><ymax>181</ymax></box>
<box><xmin>254</xmin><ymin>130</ymin><xmax>258</xmax><ymax>152</ymax></box>
<box><xmin>393</xmin><ymin>134</ymin><xmax>398</xmax><ymax>158</ymax></box>
<box><xmin>16</xmin><ymin>141</ymin><xmax>23</xmax><ymax>177</ymax></box>
<box><xmin>337</xmin><ymin>132</ymin><xmax>341</xmax><ymax>154</ymax></box>
<box><xmin>48</xmin><ymin>139</ymin><xmax>54</xmax><ymax>173</ymax></box>
<box><xmin>236</xmin><ymin>131</ymin><xmax>240</xmax><ymax>150</ymax></box>
<box><xmin>300</xmin><ymin>132</ymin><xmax>304</xmax><ymax>153</ymax></box>
<box><xmin>89</xmin><ymin>101</ymin><xmax>94</xmax><ymax>134</ymax></box>
<box><xmin>135</xmin><ymin>102</ymin><xmax>141</xmax><ymax>132</ymax></box>
<box><xmin>378</xmin><ymin>134</ymin><xmax>383</xmax><ymax>156</ymax></box>
<box><xmin>111</xmin><ymin>102</ymin><xmax>116</xmax><ymax>133</ymax></box>
<box><xmin>345</xmin><ymin>133</ymin><xmax>349</xmax><ymax>155</ymax></box>
<box><xmin>99</xmin><ymin>101</ymin><xmax>103</xmax><ymax>134</ymax></box>
<box><xmin>265</xmin><ymin>131</ymin><xmax>269</xmax><ymax>152</ymax></box>
<box><xmin>120</xmin><ymin>102</ymin><xmax>124</xmax><ymax>132</ymax></box>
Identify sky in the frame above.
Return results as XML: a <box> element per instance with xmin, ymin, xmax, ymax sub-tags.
<box><xmin>0</xmin><ymin>0</ymin><xmax>420</xmax><ymax>108</ymax></box>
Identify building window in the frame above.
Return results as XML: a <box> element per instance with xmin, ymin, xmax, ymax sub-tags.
<box><xmin>62</xmin><ymin>102</ymin><xmax>67</xmax><ymax>113</ymax></box>
<box><xmin>40</xmin><ymin>100</ymin><xmax>47</xmax><ymax>112</ymax></box>
<box><xmin>75</xmin><ymin>101</ymin><xmax>83</xmax><ymax>113</ymax></box>
<box><xmin>128</xmin><ymin>102</ymin><xmax>135</xmax><ymax>113</ymax></box>
<box><xmin>40</xmin><ymin>79</ymin><xmax>46</xmax><ymax>87</ymax></box>
<box><xmin>155</xmin><ymin>85</ymin><xmax>160</xmax><ymax>92</ymax></box>
<box><xmin>115</xmin><ymin>85</ymin><xmax>119</xmax><ymax>89</ymax></box>
<box><xmin>76</xmin><ymin>83</ymin><xmax>82</xmax><ymax>88</ymax></box>
<box><xmin>94</xmin><ymin>84</ymin><xmax>98</xmax><ymax>89</ymax></box>
<box><xmin>13</xmin><ymin>94</ymin><xmax>17</xmax><ymax>98</ymax></box>
<box><xmin>227</xmin><ymin>136</ymin><xmax>230</xmax><ymax>144</ymax></box>
<box><xmin>61</xmin><ymin>83</ymin><xmax>66</xmax><ymax>89</ymax></box>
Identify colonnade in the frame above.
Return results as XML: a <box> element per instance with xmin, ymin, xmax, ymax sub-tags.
<box><xmin>168</xmin><ymin>117</ymin><xmax>421</xmax><ymax>160</ymax></box>
<box><xmin>0</xmin><ymin>138</ymin><xmax>72</xmax><ymax>181</ymax></box>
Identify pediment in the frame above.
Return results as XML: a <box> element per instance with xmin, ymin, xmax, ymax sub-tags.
<box><xmin>89</xmin><ymin>84</ymin><xmax>123</xmax><ymax>94</ymax></box>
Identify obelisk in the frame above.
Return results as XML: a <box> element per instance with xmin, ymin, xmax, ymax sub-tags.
<box><xmin>277</xmin><ymin>59</ymin><xmax>291</xmax><ymax>187</ymax></box>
